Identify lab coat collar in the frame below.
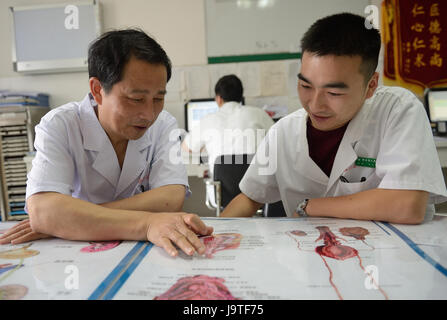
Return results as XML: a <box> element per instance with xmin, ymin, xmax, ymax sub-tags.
<box><xmin>79</xmin><ymin>93</ymin><xmax>151</xmax><ymax>191</ymax></box>
<box><xmin>295</xmin><ymin>112</ymin><xmax>329</xmax><ymax>185</ymax></box>
<box><xmin>220</xmin><ymin>101</ymin><xmax>242</xmax><ymax>113</ymax></box>
<box><xmin>79</xmin><ymin>93</ymin><xmax>107</xmax><ymax>152</ymax></box>
<box><xmin>325</xmin><ymin>102</ymin><xmax>370</xmax><ymax>194</ymax></box>
<box><xmin>115</xmin><ymin>140</ymin><xmax>148</xmax><ymax>197</ymax></box>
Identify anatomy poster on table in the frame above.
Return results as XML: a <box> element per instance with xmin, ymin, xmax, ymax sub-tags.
<box><xmin>113</xmin><ymin>217</ymin><xmax>447</xmax><ymax>300</ymax></box>
<box><xmin>1</xmin><ymin>217</ymin><xmax>447</xmax><ymax>300</ymax></box>
<box><xmin>0</xmin><ymin>221</ymin><xmax>137</xmax><ymax>300</ymax></box>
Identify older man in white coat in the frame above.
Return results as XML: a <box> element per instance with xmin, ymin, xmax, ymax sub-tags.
<box><xmin>0</xmin><ymin>29</ymin><xmax>213</xmax><ymax>257</ymax></box>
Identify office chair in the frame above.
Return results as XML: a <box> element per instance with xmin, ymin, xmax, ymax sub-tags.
<box><xmin>204</xmin><ymin>154</ymin><xmax>254</xmax><ymax>216</ymax></box>
<box><xmin>204</xmin><ymin>154</ymin><xmax>287</xmax><ymax>217</ymax></box>
<box><xmin>263</xmin><ymin>200</ymin><xmax>287</xmax><ymax>217</ymax></box>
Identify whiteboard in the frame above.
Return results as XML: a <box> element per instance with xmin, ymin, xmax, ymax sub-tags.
<box><xmin>205</xmin><ymin>0</ymin><xmax>370</xmax><ymax>60</ymax></box>
<box><xmin>10</xmin><ymin>0</ymin><xmax>101</xmax><ymax>74</ymax></box>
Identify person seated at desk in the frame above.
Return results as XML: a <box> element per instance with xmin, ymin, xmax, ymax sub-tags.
<box><xmin>0</xmin><ymin>29</ymin><xmax>213</xmax><ymax>257</ymax></box>
<box><xmin>181</xmin><ymin>74</ymin><xmax>274</xmax><ymax>177</ymax></box>
<box><xmin>221</xmin><ymin>13</ymin><xmax>447</xmax><ymax>224</ymax></box>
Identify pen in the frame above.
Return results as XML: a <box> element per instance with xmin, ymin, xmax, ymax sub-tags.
<box><xmin>340</xmin><ymin>176</ymin><xmax>366</xmax><ymax>183</ymax></box>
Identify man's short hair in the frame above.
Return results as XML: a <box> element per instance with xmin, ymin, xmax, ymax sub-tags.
<box><xmin>300</xmin><ymin>12</ymin><xmax>381</xmax><ymax>81</ymax></box>
<box><xmin>215</xmin><ymin>74</ymin><xmax>244</xmax><ymax>103</ymax></box>
<box><xmin>88</xmin><ymin>28</ymin><xmax>172</xmax><ymax>93</ymax></box>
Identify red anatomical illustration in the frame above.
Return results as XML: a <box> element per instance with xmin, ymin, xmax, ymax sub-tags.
<box><xmin>314</xmin><ymin>226</ymin><xmax>388</xmax><ymax>300</ymax></box>
<box><xmin>80</xmin><ymin>241</ymin><xmax>121</xmax><ymax>253</ymax></box>
<box><xmin>339</xmin><ymin>227</ymin><xmax>374</xmax><ymax>249</ymax></box>
<box><xmin>154</xmin><ymin>274</ymin><xmax>239</xmax><ymax>300</ymax></box>
<box><xmin>201</xmin><ymin>233</ymin><xmax>242</xmax><ymax>258</ymax></box>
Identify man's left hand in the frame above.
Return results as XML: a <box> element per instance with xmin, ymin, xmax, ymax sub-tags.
<box><xmin>0</xmin><ymin>219</ymin><xmax>52</xmax><ymax>245</ymax></box>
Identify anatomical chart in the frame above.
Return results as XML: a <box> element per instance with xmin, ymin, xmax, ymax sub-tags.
<box><xmin>113</xmin><ymin>217</ymin><xmax>447</xmax><ymax>300</ymax></box>
<box><xmin>1</xmin><ymin>217</ymin><xmax>447</xmax><ymax>300</ymax></box>
<box><xmin>0</xmin><ymin>221</ymin><xmax>136</xmax><ymax>300</ymax></box>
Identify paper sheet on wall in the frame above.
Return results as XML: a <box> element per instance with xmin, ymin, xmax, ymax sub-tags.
<box><xmin>237</xmin><ymin>62</ymin><xmax>261</xmax><ymax>97</ymax></box>
<box><xmin>112</xmin><ymin>218</ymin><xmax>447</xmax><ymax>300</ymax></box>
<box><xmin>260</xmin><ymin>61</ymin><xmax>287</xmax><ymax>97</ymax></box>
<box><xmin>167</xmin><ymin>68</ymin><xmax>186</xmax><ymax>93</ymax></box>
<box><xmin>185</xmin><ymin>66</ymin><xmax>211</xmax><ymax>99</ymax></box>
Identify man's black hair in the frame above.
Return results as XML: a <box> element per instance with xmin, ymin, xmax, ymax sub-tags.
<box><xmin>215</xmin><ymin>74</ymin><xmax>244</xmax><ymax>103</ymax></box>
<box><xmin>300</xmin><ymin>12</ymin><xmax>381</xmax><ymax>81</ymax></box>
<box><xmin>88</xmin><ymin>28</ymin><xmax>172</xmax><ymax>93</ymax></box>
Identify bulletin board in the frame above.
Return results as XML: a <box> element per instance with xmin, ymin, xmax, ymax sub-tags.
<box><xmin>205</xmin><ymin>0</ymin><xmax>370</xmax><ymax>63</ymax></box>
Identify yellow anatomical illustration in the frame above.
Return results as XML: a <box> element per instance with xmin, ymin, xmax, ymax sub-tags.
<box><xmin>0</xmin><ymin>244</ymin><xmax>40</xmax><ymax>259</ymax></box>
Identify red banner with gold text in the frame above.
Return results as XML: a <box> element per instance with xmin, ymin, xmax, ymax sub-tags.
<box><xmin>383</xmin><ymin>0</ymin><xmax>447</xmax><ymax>96</ymax></box>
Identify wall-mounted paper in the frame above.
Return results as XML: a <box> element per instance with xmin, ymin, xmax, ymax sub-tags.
<box><xmin>260</xmin><ymin>61</ymin><xmax>287</xmax><ymax>97</ymax></box>
<box><xmin>237</xmin><ymin>62</ymin><xmax>261</xmax><ymax>98</ymax></box>
<box><xmin>167</xmin><ymin>68</ymin><xmax>185</xmax><ymax>93</ymax></box>
<box><xmin>186</xmin><ymin>66</ymin><xmax>211</xmax><ymax>99</ymax></box>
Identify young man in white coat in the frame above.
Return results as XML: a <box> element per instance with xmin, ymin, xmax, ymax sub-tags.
<box><xmin>221</xmin><ymin>13</ymin><xmax>447</xmax><ymax>224</ymax></box>
<box><xmin>0</xmin><ymin>29</ymin><xmax>213</xmax><ymax>257</ymax></box>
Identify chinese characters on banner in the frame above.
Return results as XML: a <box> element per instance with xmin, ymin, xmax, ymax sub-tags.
<box><xmin>382</xmin><ymin>0</ymin><xmax>447</xmax><ymax>97</ymax></box>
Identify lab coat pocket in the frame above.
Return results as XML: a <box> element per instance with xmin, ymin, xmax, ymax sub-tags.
<box><xmin>133</xmin><ymin>182</ymin><xmax>149</xmax><ymax>195</ymax></box>
<box><xmin>133</xmin><ymin>169</ymin><xmax>151</xmax><ymax>195</ymax></box>
<box><xmin>337</xmin><ymin>173</ymin><xmax>381</xmax><ymax>195</ymax></box>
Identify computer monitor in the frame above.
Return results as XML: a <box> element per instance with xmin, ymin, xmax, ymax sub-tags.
<box><xmin>425</xmin><ymin>87</ymin><xmax>447</xmax><ymax>134</ymax></box>
<box><xmin>184</xmin><ymin>99</ymin><xmax>219</xmax><ymax>131</ymax></box>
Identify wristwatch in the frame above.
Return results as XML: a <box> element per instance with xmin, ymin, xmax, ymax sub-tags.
<box><xmin>295</xmin><ymin>199</ymin><xmax>309</xmax><ymax>217</ymax></box>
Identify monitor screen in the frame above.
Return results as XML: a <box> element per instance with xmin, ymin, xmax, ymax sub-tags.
<box><xmin>184</xmin><ymin>99</ymin><xmax>219</xmax><ymax>131</ymax></box>
<box><xmin>427</xmin><ymin>89</ymin><xmax>447</xmax><ymax>122</ymax></box>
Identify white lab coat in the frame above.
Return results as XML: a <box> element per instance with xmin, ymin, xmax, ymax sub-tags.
<box><xmin>26</xmin><ymin>93</ymin><xmax>189</xmax><ymax>206</ymax></box>
<box><xmin>240</xmin><ymin>86</ymin><xmax>447</xmax><ymax>220</ymax></box>
<box><xmin>183</xmin><ymin>101</ymin><xmax>274</xmax><ymax>175</ymax></box>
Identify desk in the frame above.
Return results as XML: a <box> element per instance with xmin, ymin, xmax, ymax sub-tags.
<box><xmin>1</xmin><ymin>216</ymin><xmax>446</xmax><ymax>300</ymax></box>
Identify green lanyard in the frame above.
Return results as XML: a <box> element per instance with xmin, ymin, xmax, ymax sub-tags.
<box><xmin>355</xmin><ymin>157</ymin><xmax>376</xmax><ymax>168</ymax></box>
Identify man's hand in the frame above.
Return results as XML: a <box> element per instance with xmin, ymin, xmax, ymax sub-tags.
<box><xmin>145</xmin><ymin>213</ymin><xmax>213</xmax><ymax>257</ymax></box>
<box><xmin>0</xmin><ymin>219</ymin><xmax>52</xmax><ymax>245</ymax></box>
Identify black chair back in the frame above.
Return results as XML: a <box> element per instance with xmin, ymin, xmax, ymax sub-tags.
<box><xmin>213</xmin><ymin>154</ymin><xmax>254</xmax><ymax>208</ymax></box>
<box><xmin>264</xmin><ymin>201</ymin><xmax>287</xmax><ymax>217</ymax></box>
<box><xmin>213</xmin><ymin>154</ymin><xmax>287</xmax><ymax>217</ymax></box>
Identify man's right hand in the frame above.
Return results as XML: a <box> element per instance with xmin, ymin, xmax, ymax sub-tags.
<box><xmin>145</xmin><ymin>212</ymin><xmax>213</xmax><ymax>257</ymax></box>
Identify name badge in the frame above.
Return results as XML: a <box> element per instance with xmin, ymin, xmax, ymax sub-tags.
<box><xmin>355</xmin><ymin>157</ymin><xmax>376</xmax><ymax>168</ymax></box>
